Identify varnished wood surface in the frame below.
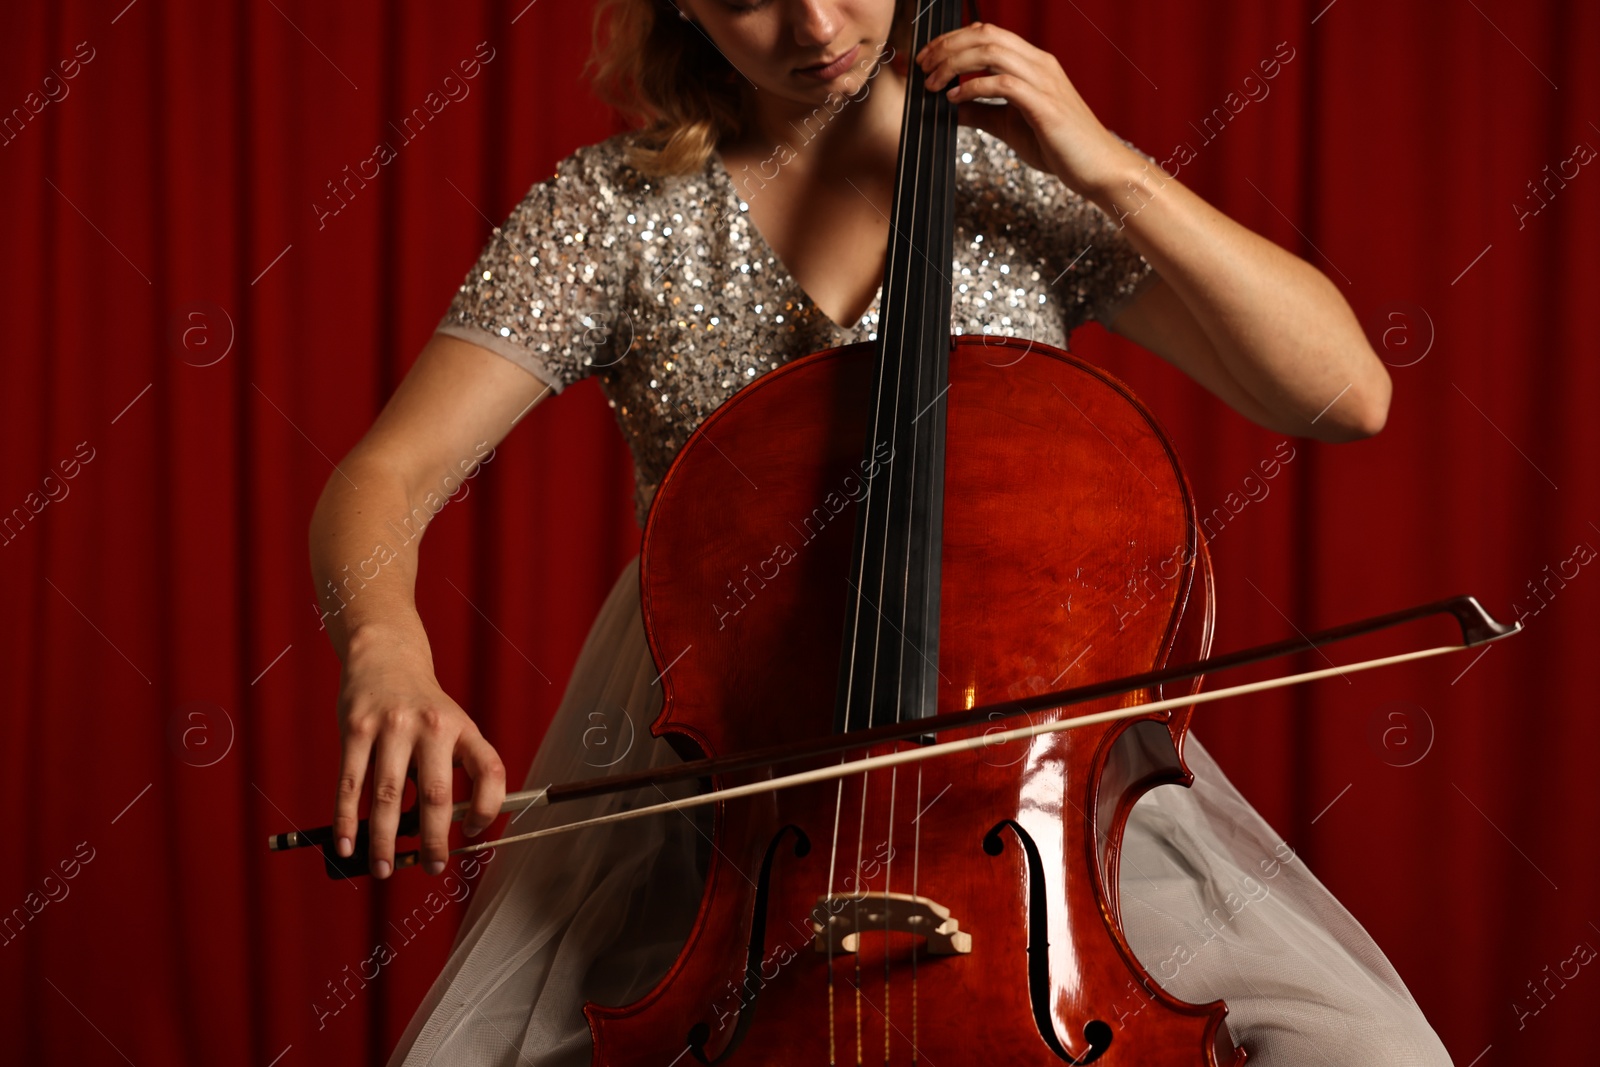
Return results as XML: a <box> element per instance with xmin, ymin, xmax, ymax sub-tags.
<box><xmin>587</xmin><ymin>337</ymin><xmax>1243</xmax><ymax>1065</ymax></box>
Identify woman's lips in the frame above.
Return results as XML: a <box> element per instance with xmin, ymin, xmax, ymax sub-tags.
<box><xmin>797</xmin><ymin>43</ymin><xmax>861</xmax><ymax>81</ymax></box>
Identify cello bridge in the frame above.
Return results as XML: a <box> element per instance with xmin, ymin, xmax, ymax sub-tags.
<box><xmin>809</xmin><ymin>891</ymin><xmax>972</xmax><ymax>956</ymax></box>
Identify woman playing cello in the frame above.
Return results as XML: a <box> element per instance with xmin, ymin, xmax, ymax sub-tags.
<box><xmin>308</xmin><ymin>1</ymin><xmax>1445</xmax><ymax>1063</ymax></box>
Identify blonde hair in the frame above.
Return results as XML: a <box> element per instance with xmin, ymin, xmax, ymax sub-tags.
<box><xmin>587</xmin><ymin>0</ymin><xmax>913</xmax><ymax>177</ymax></box>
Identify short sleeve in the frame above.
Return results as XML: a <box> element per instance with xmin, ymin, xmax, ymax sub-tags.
<box><xmin>435</xmin><ymin>144</ymin><xmax>620</xmax><ymax>393</ymax></box>
<box><xmin>1005</xmin><ymin>133</ymin><xmax>1160</xmax><ymax>330</ymax></box>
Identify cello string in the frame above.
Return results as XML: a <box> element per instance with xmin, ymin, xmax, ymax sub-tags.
<box><xmin>826</xmin><ymin>772</ymin><xmax>846</xmax><ymax>1066</ymax></box>
<box><xmin>869</xmin><ymin>0</ymin><xmax>943</xmax><ymax>740</ymax></box>
<box><xmin>911</xmin><ymin>765</ymin><xmax>923</xmax><ymax>1064</ymax></box>
<box><xmin>885</xmin><ymin>13</ymin><xmax>947</xmax><ymax>1055</ymax></box>
<box><xmin>875</xmin><ymin>7</ymin><xmax>941</xmax><ymax>1055</ymax></box>
<box><xmin>854</xmin><ymin>772</ymin><xmax>871</xmax><ymax>1066</ymax></box>
<box><xmin>446</xmin><ymin>643</ymin><xmax>1467</xmax><ymax>856</ymax></box>
<box><xmin>834</xmin><ymin>6</ymin><xmax>937</xmax><ymax>1059</ymax></box>
<box><xmin>902</xmin><ymin>2</ymin><xmax>947</xmax><ymax>1043</ymax></box>
<box><xmin>839</xmin><ymin>0</ymin><xmax>925</xmax><ymax>743</ymax></box>
<box><xmin>886</xmin><ymin>0</ymin><xmax>941</xmax><ymax>738</ymax></box>
<box><xmin>858</xmin><ymin>6</ymin><xmax>938</xmax><ymax>1057</ymax></box>
<box><xmin>883</xmin><ymin>765</ymin><xmax>898</xmax><ymax>1064</ymax></box>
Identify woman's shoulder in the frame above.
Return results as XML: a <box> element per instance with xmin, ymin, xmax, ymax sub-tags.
<box><xmin>543</xmin><ymin>129</ymin><xmax>715</xmax><ymax>203</ymax></box>
<box><xmin>952</xmin><ymin>124</ymin><xmax>1158</xmax><ymax>330</ymax></box>
<box><xmin>520</xmin><ymin>130</ymin><xmax>724</xmax><ymax>254</ymax></box>
<box><xmin>524</xmin><ymin>131</ymin><xmax>644</xmax><ymax>219</ymax></box>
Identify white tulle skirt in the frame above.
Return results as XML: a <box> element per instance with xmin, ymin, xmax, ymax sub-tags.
<box><xmin>389</xmin><ymin>558</ymin><xmax>1453</xmax><ymax>1066</ymax></box>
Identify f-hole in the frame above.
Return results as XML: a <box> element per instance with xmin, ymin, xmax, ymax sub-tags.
<box><xmin>686</xmin><ymin>824</ymin><xmax>811</xmax><ymax>1064</ymax></box>
<box><xmin>984</xmin><ymin>819</ymin><xmax>1113</xmax><ymax>1064</ymax></box>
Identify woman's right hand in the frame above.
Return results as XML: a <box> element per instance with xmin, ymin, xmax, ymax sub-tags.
<box><xmin>333</xmin><ymin>621</ymin><xmax>507</xmax><ymax>879</ymax></box>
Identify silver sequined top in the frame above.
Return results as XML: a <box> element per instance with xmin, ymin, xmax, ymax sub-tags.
<box><xmin>437</xmin><ymin>125</ymin><xmax>1157</xmax><ymax>525</ymax></box>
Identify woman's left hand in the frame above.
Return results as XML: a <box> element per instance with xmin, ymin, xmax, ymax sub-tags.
<box><xmin>916</xmin><ymin>22</ymin><xmax>1135</xmax><ymax>198</ymax></box>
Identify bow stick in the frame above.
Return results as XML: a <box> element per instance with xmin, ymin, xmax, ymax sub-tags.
<box><xmin>270</xmin><ymin>595</ymin><xmax>1518</xmax><ymax>878</ymax></box>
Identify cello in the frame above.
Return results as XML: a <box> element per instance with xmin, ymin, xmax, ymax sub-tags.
<box><xmin>597</xmin><ymin>0</ymin><xmax>1234</xmax><ymax>1060</ymax></box>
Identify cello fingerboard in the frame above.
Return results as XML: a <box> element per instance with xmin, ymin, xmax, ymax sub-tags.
<box><xmin>834</xmin><ymin>0</ymin><xmax>964</xmax><ymax>735</ymax></box>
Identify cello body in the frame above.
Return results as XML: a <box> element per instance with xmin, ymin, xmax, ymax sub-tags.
<box><xmin>586</xmin><ymin>335</ymin><xmax>1243</xmax><ymax>1065</ymax></box>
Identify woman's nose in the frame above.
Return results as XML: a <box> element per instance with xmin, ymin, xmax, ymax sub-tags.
<box><xmin>790</xmin><ymin>0</ymin><xmax>844</xmax><ymax>48</ymax></box>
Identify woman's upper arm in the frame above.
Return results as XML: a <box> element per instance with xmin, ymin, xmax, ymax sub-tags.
<box><xmin>347</xmin><ymin>332</ymin><xmax>554</xmax><ymax>497</ymax></box>
<box><xmin>348</xmin><ymin>141</ymin><xmax>623</xmax><ymax>492</ymax></box>
<box><xmin>1107</xmin><ymin>274</ymin><xmax>1291</xmax><ymax>434</ymax></box>
<box><xmin>999</xmin><ymin>130</ymin><xmax>1294</xmax><ymax>434</ymax></box>
<box><xmin>435</xmin><ymin>141</ymin><xmax>621</xmax><ymax>396</ymax></box>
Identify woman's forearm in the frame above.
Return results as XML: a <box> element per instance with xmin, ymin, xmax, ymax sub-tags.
<box><xmin>308</xmin><ymin>462</ymin><xmax>434</xmax><ymax>665</ymax></box>
<box><xmin>1087</xmin><ymin>151</ymin><xmax>1390</xmax><ymax>441</ymax></box>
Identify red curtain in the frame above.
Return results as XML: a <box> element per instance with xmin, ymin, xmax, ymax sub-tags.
<box><xmin>2</xmin><ymin>1</ymin><xmax>1594</xmax><ymax>1063</ymax></box>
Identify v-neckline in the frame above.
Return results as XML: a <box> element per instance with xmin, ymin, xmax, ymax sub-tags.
<box><xmin>708</xmin><ymin>149</ymin><xmax>884</xmax><ymax>335</ymax></box>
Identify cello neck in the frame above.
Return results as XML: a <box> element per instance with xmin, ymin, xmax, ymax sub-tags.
<box><xmin>833</xmin><ymin>0</ymin><xmax>963</xmax><ymax>734</ymax></box>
